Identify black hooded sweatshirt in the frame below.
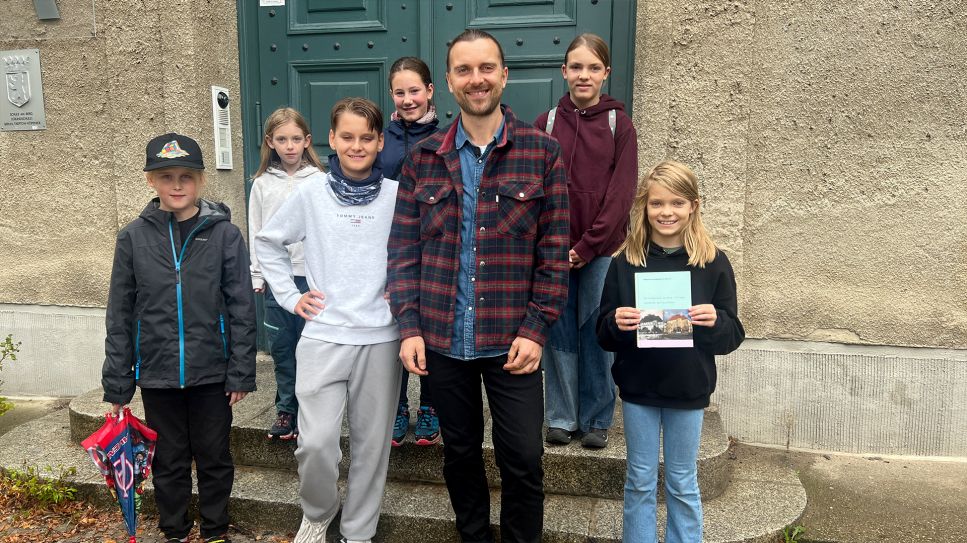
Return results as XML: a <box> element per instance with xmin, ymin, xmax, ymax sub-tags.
<box><xmin>102</xmin><ymin>198</ymin><xmax>257</xmax><ymax>405</ymax></box>
<box><xmin>596</xmin><ymin>244</ymin><xmax>745</xmax><ymax>409</ymax></box>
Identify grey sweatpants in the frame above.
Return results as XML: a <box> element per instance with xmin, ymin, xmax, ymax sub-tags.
<box><xmin>294</xmin><ymin>337</ymin><xmax>402</xmax><ymax>540</ymax></box>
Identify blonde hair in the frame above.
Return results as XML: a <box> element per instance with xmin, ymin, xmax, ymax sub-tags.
<box><xmin>254</xmin><ymin>107</ymin><xmax>324</xmax><ymax>178</ymax></box>
<box><xmin>617</xmin><ymin>160</ymin><xmax>717</xmax><ymax>268</ymax></box>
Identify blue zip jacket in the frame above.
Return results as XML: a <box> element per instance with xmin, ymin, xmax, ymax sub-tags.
<box><xmin>102</xmin><ymin>198</ymin><xmax>257</xmax><ymax>405</ymax></box>
<box><xmin>377</xmin><ymin>116</ymin><xmax>439</xmax><ymax>181</ymax></box>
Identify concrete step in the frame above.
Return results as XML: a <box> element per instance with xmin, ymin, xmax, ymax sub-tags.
<box><xmin>68</xmin><ymin>358</ymin><xmax>733</xmax><ymax>501</ymax></box>
<box><xmin>1</xmin><ymin>410</ymin><xmax>806</xmax><ymax>543</ymax></box>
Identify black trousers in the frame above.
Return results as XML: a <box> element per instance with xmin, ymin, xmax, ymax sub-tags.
<box><xmin>141</xmin><ymin>382</ymin><xmax>234</xmax><ymax>539</ymax></box>
<box><xmin>425</xmin><ymin>350</ymin><xmax>545</xmax><ymax>543</ymax></box>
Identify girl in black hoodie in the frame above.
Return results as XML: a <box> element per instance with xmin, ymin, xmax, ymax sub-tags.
<box><xmin>597</xmin><ymin>161</ymin><xmax>744</xmax><ymax>543</ymax></box>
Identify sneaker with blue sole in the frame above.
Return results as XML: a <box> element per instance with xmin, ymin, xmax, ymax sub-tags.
<box><xmin>414</xmin><ymin>405</ymin><xmax>441</xmax><ymax>446</ymax></box>
<box><xmin>392</xmin><ymin>401</ymin><xmax>409</xmax><ymax>447</ymax></box>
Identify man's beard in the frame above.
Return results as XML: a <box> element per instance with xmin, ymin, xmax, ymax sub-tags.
<box><xmin>455</xmin><ymin>86</ymin><xmax>502</xmax><ymax>118</ymax></box>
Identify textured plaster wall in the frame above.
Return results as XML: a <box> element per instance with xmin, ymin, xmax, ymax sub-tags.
<box><xmin>633</xmin><ymin>0</ymin><xmax>967</xmax><ymax>349</ymax></box>
<box><xmin>0</xmin><ymin>0</ymin><xmax>247</xmax><ymax>309</ymax></box>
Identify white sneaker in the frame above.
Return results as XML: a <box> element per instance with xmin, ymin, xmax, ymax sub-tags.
<box><xmin>339</xmin><ymin>539</ymin><xmax>372</xmax><ymax>543</ymax></box>
<box><xmin>293</xmin><ymin>515</ymin><xmax>332</xmax><ymax>543</ymax></box>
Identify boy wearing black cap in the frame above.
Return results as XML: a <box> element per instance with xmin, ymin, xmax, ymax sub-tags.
<box><xmin>102</xmin><ymin>133</ymin><xmax>257</xmax><ymax>543</ymax></box>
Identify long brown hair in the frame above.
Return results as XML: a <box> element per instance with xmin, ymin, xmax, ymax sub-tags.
<box><xmin>565</xmin><ymin>33</ymin><xmax>611</xmax><ymax>68</ymax></box>
<box><xmin>254</xmin><ymin>107</ymin><xmax>324</xmax><ymax>178</ymax></box>
<box><xmin>389</xmin><ymin>56</ymin><xmax>433</xmax><ymax>88</ymax></box>
<box><xmin>617</xmin><ymin>160</ymin><xmax>718</xmax><ymax>268</ymax></box>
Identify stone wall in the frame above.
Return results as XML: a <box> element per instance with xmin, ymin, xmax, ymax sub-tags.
<box><xmin>633</xmin><ymin>0</ymin><xmax>967</xmax><ymax>456</ymax></box>
<box><xmin>0</xmin><ymin>0</ymin><xmax>246</xmax><ymax>309</ymax></box>
<box><xmin>633</xmin><ymin>0</ymin><xmax>967</xmax><ymax>348</ymax></box>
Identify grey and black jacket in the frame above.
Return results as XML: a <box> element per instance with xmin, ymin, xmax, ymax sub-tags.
<box><xmin>102</xmin><ymin>198</ymin><xmax>257</xmax><ymax>405</ymax></box>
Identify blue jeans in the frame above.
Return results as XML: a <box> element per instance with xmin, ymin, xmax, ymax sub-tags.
<box><xmin>544</xmin><ymin>256</ymin><xmax>615</xmax><ymax>433</ymax></box>
<box><xmin>399</xmin><ymin>370</ymin><xmax>432</xmax><ymax>407</ymax></box>
<box><xmin>622</xmin><ymin>403</ymin><xmax>704</xmax><ymax>543</ymax></box>
<box><xmin>263</xmin><ymin>276</ymin><xmax>309</xmax><ymax>415</ymax></box>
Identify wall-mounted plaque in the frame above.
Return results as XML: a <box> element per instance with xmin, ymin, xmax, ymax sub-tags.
<box><xmin>1</xmin><ymin>49</ymin><xmax>46</xmax><ymax>131</ymax></box>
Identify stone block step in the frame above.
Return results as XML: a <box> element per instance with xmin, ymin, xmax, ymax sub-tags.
<box><xmin>69</xmin><ymin>358</ymin><xmax>733</xmax><ymax>501</ymax></box>
<box><xmin>1</xmin><ymin>410</ymin><xmax>805</xmax><ymax>543</ymax></box>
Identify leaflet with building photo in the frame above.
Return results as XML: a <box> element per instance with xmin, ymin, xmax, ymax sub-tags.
<box><xmin>634</xmin><ymin>271</ymin><xmax>693</xmax><ymax>348</ymax></box>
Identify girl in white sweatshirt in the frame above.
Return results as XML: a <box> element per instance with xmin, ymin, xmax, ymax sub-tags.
<box><xmin>248</xmin><ymin>107</ymin><xmax>325</xmax><ymax>440</ymax></box>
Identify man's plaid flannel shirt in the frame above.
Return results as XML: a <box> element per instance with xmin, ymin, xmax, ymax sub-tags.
<box><xmin>387</xmin><ymin>107</ymin><xmax>570</xmax><ymax>353</ymax></box>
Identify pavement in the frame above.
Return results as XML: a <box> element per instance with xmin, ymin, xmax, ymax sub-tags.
<box><xmin>733</xmin><ymin>444</ymin><xmax>967</xmax><ymax>543</ymax></box>
<box><xmin>0</xmin><ymin>396</ymin><xmax>69</xmax><ymax>437</ymax></box>
<box><xmin>2</xmin><ymin>398</ymin><xmax>966</xmax><ymax>542</ymax></box>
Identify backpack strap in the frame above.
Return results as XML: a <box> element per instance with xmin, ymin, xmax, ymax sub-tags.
<box><xmin>545</xmin><ymin>107</ymin><xmax>557</xmax><ymax>134</ymax></box>
<box><xmin>546</xmin><ymin>106</ymin><xmax>615</xmax><ymax>137</ymax></box>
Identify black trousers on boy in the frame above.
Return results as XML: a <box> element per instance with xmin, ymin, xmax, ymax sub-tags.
<box><xmin>425</xmin><ymin>350</ymin><xmax>545</xmax><ymax>543</ymax></box>
<box><xmin>141</xmin><ymin>382</ymin><xmax>234</xmax><ymax>540</ymax></box>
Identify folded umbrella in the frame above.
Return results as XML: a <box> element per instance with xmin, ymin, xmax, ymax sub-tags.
<box><xmin>81</xmin><ymin>406</ymin><xmax>157</xmax><ymax>543</ymax></box>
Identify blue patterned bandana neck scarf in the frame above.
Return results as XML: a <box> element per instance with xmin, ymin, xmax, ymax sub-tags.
<box><xmin>327</xmin><ymin>155</ymin><xmax>383</xmax><ymax>206</ymax></box>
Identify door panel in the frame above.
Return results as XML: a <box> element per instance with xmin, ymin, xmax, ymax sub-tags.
<box><xmin>252</xmin><ymin>0</ymin><xmax>421</xmax><ymax>164</ymax></box>
<box><xmin>241</xmin><ymin>0</ymin><xmax>634</xmax><ymax>174</ymax></box>
<box><xmin>469</xmin><ymin>0</ymin><xmax>576</xmax><ymax>26</ymax></box>
<box><xmin>290</xmin><ymin>60</ymin><xmax>386</xmax><ymax>157</ymax></box>
<box><xmin>502</xmin><ymin>62</ymin><xmax>567</xmax><ymax>123</ymax></box>
<box><xmin>292</xmin><ymin>0</ymin><xmax>386</xmax><ymax>33</ymax></box>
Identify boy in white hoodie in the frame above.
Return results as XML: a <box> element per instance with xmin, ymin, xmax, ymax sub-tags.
<box><xmin>254</xmin><ymin>97</ymin><xmax>400</xmax><ymax>543</ymax></box>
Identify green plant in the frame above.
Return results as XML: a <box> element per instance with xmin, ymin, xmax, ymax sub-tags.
<box><xmin>0</xmin><ymin>333</ymin><xmax>21</xmax><ymax>416</ymax></box>
<box><xmin>783</xmin><ymin>524</ymin><xmax>806</xmax><ymax>543</ymax></box>
<box><xmin>4</xmin><ymin>462</ymin><xmax>78</xmax><ymax>507</ymax></box>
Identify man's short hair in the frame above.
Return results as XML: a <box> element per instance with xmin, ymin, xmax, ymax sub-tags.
<box><xmin>446</xmin><ymin>29</ymin><xmax>505</xmax><ymax>70</ymax></box>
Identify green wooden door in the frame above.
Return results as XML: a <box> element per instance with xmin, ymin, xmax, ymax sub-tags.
<box><xmin>238</xmin><ymin>0</ymin><xmax>636</xmax><ymax>179</ymax></box>
<box><xmin>237</xmin><ymin>0</ymin><xmax>636</xmax><ymax>349</ymax></box>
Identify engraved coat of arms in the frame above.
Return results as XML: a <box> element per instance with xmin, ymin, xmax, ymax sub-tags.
<box><xmin>5</xmin><ymin>56</ymin><xmax>31</xmax><ymax>108</ymax></box>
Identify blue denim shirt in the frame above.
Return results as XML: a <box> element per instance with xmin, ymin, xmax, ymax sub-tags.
<box><xmin>450</xmin><ymin>118</ymin><xmax>508</xmax><ymax>360</ymax></box>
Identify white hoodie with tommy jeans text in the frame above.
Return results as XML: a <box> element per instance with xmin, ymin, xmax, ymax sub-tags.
<box><xmin>253</xmin><ymin>172</ymin><xmax>400</xmax><ymax>346</ymax></box>
<box><xmin>248</xmin><ymin>165</ymin><xmax>322</xmax><ymax>290</ymax></box>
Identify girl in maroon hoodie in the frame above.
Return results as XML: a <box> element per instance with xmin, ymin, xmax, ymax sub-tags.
<box><xmin>535</xmin><ymin>33</ymin><xmax>638</xmax><ymax>448</ymax></box>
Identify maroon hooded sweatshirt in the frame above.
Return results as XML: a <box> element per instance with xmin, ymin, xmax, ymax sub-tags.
<box><xmin>534</xmin><ymin>93</ymin><xmax>638</xmax><ymax>263</ymax></box>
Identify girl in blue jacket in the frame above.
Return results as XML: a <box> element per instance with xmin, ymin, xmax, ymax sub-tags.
<box><xmin>377</xmin><ymin>56</ymin><xmax>441</xmax><ymax>447</ymax></box>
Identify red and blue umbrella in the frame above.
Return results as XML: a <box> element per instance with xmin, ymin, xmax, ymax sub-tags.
<box><xmin>81</xmin><ymin>407</ymin><xmax>157</xmax><ymax>543</ymax></box>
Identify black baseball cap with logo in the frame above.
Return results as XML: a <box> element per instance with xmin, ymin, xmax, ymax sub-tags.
<box><xmin>144</xmin><ymin>133</ymin><xmax>205</xmax><ymax>171</ymax></box>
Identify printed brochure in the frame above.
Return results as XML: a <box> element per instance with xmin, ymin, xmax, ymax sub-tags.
<box><xmin>634</xmin><ymin>271</ymin><xmax>693</xmax><ymax>348</ymax></box>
